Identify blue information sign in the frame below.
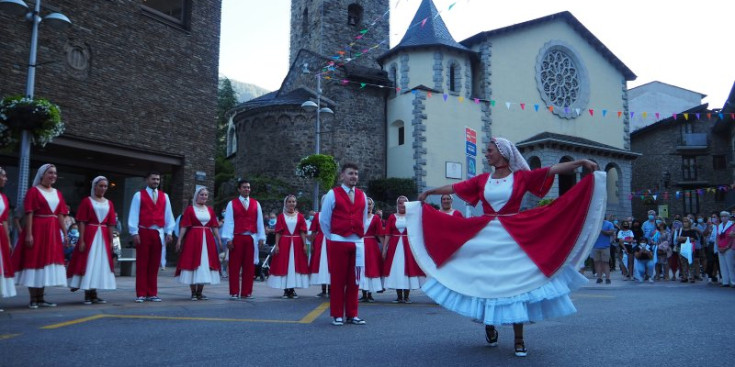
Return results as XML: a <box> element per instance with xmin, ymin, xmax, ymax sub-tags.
<box><xmin>465</xmin><ymin>141</ymin><xmax>476</xmax><ymax>156</ymax></box>
<box><xmin>467</xmin><ymin>155</ymin><xmax>476</xmax><ymax>178</ymax></box>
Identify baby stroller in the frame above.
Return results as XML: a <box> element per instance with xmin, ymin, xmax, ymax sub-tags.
<box><xmin>257</xmin><ymin>244</ymin><xmax>276</xmax><ymax>281</ymax></box>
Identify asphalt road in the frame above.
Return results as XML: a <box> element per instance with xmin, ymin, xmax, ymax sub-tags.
<box><xmin>1</xmin><ymin>271</ymin><xmax>734</xmax><ymax>367</ymax></box>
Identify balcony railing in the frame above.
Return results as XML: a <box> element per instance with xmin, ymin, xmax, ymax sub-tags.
<box><xmin>677</xmin><ymin>133</ymin><xmax>709</xmax><ymax>149</ymax></box>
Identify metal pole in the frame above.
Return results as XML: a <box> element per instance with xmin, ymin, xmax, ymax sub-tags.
<box><xmin>16</xmin><ymin>0</ymin><xmax>42</xmax><ymax>208</ymax></box>
<box><xmin>313</xmin><ymin>74</ymin><xmax>321</xmax><ymax>211</ymax></box>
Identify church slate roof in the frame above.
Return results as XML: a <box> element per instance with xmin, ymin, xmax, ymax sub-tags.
<box><xmin>378</xmin><ymin>0</ymin><xmax>475</xmax><ymax>62</ymax></box>
<box><xmin>461</xmin><ymin>11</ymin><xmax>636</xmax><ymax>81</ymax></box>
<box><xmin>232</xmin><ymin>88</ymin><xmax>315</xmax><ymax>112</ymax></box>
<box><xmin>517</xmin><ymin>132</ymin><xmax>640</xmax><ymax>158</ymax></box>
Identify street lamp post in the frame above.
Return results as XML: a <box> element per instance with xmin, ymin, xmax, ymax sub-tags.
<box><xmin>0</xmin><ymin>0</ymin><xmax>72</xmax><ymax>206</ymax></box>
<box><xmin>301</xmin><ymin>72</ymin><xmax>334</xmax><ymax>211</ymax></box>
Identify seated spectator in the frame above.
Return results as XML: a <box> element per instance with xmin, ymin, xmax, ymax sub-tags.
<box><xmin>633</xmin><ymin>237</ymin><xmax>655</xmax><ymax>283</ymax></box>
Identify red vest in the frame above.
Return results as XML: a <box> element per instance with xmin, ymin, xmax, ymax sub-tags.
<box><xmin>233</xmin><ymin>197</ymin><xmax>259</xmax><ymax>234</ymax></box>
<box><xmin>330</xmin><ymin>187</ymin><xmax>365</xmax><ymax>237</ymax></box>
<box><xmin>139</xmin><ymin>189</ymin><xmax>166</xmax><ymax>227</ymax></box>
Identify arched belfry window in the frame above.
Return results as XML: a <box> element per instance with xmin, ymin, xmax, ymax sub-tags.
<box><xmin>347</xmin><ymin>4</ymin><xmax>363</xmax><ymax>26</ymax></box>
<box><xmin>302</xmin><ymin>8</ymin><xmax>309</xmax><ymax>34</ymax></box>
<box><xmin>449</xmin><ymin>64</ymin><xmax>456</xmax><ymax>92</ymax></box>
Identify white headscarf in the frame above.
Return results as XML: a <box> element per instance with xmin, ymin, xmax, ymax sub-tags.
<box><xmin>31</xmin><ymin>163</ymin><xmax>54</xmax><ymax>187</ymax></box>
<box><xmin>282</xmin><ymin>194</ymin><xmax>297</xmax><ymax>213</ymax></box>
<box><xmin>90</xmin><ymin>176</ymin><xmax>108</xmax><ymax>197</ymax></box>
<box><xmin>192</xmin><ymin>185</ymin><xmax>207</xmax><ymax>205</ymax></box>
<box><xmin>491</xmin><ymin>137</ymin><xmax>530</xmax><ymax>172</ymax></box>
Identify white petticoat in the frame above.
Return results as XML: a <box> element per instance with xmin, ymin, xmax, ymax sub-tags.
<box><xmin>177</xmin><ymin>232</ymin><xmax>220</xmax><ymax>285</ymax></box>
<box><xmin>383</xmin><ymin>237</ymin><xmax>425</xmax><ymax>290</ymax></box>
<box><xmin>358</xmin><ymin>267</ymin><xmax>384</xmax><ymax>292</ymax></box>
<box><xmin>68</xmin><ymin>227</ymin><xmax>117</xmax><ymax>290</ymax></box>
<box><xmin>268</xmin><ymin>239</ymin><xmax>309</xmax><ymax>289</ymax></box>
<box><xmin>15</xmin><ymin>264</ymin><xmax>67</xmax><ymax>288</ymax></box>
<box><xmin>0</xmin><ymin>246</ymin><xmax>16</xmax><ymax>298</ymax></box>
<box><xmin>309</xmin><ymin>237</ymin><xmax>330</xmax><ymax>285</ymax></box>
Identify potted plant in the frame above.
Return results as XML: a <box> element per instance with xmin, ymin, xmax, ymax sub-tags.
<box><xmin>295</xmin><ymin>154</ymin><xmax>338</xmax><ymax>189</ymax></box>
<box><xmin>0</xmin><ymin>95</ymin><xmax>65</xmax><ymax>148</ymax></box>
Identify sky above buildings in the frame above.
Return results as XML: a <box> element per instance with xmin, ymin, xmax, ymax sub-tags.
<box><xmin>219</xmin><ymin>0</ymin><xmax>734</xmax><ymax>107</ymax></box>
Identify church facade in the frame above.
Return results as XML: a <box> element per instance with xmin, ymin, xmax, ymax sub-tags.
<box><xmin>229</xmin><ymin>0</ymin><xmax>638</xmax><ymax>218</ymax></box>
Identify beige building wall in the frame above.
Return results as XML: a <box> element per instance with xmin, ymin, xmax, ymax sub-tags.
<box><xmin>386</xmin><ymin>93</ymin><xmax>415</xmax><ymax>179</ymax></box>
<box><xmin>480</xmin><ymin>21</ymin><xmax>626</xmax><ymax>149</ymax></box>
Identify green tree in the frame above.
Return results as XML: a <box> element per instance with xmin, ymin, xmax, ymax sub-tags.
<box><xmin>214</xmin><ymin>77</ymin><xmax>239</xmax><ymax>209</ymax></box>
<box><xmin>217</xmin><ymin>77</ymin><xmax>238</xmax><ymax>156</ymax></box>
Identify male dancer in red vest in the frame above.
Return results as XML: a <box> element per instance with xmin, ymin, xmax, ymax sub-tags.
<box><xmin>128</xmin><ymin>171</ymin><xmax>175</xmax><ymax>303</ymax></box>
<box><xmin>221</xmin><ymin>179</ymin><xmax>265</xmax><ymax>300</ymax></box>
<box><xmin>320</xmin><ymin>163</ymin><xmax>367</xmax><ymax>326</ymax></box>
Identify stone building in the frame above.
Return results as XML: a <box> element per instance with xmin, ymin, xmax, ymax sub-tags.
<box><xmin>0</xmin><ymin>1</ymin><xmax>221</xmax><ymax>230</ymax></box>
<box><xmin>228</xmin><ymin>0</ymin><xmax>390</xmax><ymax>207</ymax></box>
<box><xmin>631</xmin><ymin>103</ymin><xmax>732</xmax><ymax>218</ymax></box>
<box><xmin>709</xmin><ymin>82</ymin><xmax>735</xmax><ymax>211</ymax></box>
<box><xmin>228</xmin><ymin>0</ymin><xmax>639</xmax><ymax>217</ymax></box>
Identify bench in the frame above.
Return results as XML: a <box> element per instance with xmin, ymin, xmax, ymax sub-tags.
<box><xmin>117</xmin><ymin>248</ymin><xmax>136</xmax><ymax>276</ymax></box>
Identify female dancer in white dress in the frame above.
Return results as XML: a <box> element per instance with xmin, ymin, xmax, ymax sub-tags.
<box><xmin>67</xmin><ymin>176</ymin><xmax>117</xmax><ymax>304</ymax></box>
<box><xmin>359</xmin><ymin>197</ymin><xmax>384</xmax><ymax>302</ymax></box>
<box><xmin>12</xmin><ymin>164</ymin><xmax>68</xmax><ymax>308</ymax></box>
<box><xmin>0</xmin><ymin>167</ymin><xmax>16</xmax><ymax>311</ymax></box>
<box><xmin>410</xmin><ymin>137</ymin><xmax>604</xmax><ymax>357</ymax></box>
<box><xmin>175</xmin><ymin>186</ymin><xmax>221</xmax><ymax>300</ymax></box>
<box><xmin>267</xmin><ymin>195</ymin><xmax>309</xmax><ymax>298</ymax></box>
<box><xmin>382</xmin><ymin>196</ymin><xmax>425</xmax><ymax>304</ymax></box>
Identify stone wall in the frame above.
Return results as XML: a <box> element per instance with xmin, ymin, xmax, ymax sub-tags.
<box><xmin>631</xmin><ymin>117</ymin><xmax>731</xmax><ymax>219</ymax></box>
<box><xmin>0</xmin><ymin>0</ymin><xmax>221</xmax><ymax>213</ymax></box>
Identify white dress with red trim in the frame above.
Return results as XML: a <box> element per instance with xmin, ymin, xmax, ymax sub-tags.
<box><xmin>308</xmin><ymin>212</ymin><xmax>330</xmax><ymax>285</ymax></box>
<box><xmin>383</xmin><ymin>214</ymin><xmax>425</xmax><ymax>290</ymax></box>
<box><xmin>176</xmin><ymin>206</ymin><xmax>220</xmax><ymax>285</ymax></box>
<box><xmin>0</xmin><ymin>193</ymin><xmax>16</xmax><ymax>298</ymax></box>
<box><xmin>68</xmin><ymin>198</ymin><xmax>117</xmax><ymax>290</ymax></box>
<box><xmin>359</xmin><ymin>214</ymin><xmax>384</xmax><ymax>292</ymax></box>
<box><xmin>13</xmin><ymin>187</ymin><xmax>67</xmax><ymax>288</ymax></box>
<box><xmin>406</xmin><ymin>169</ymin><xmax>606</xmax><ymax>325</ymax></box>
<box><xmin>267</xmin><ymin>214</ymin><xmax>310</xmax><ymax>289</ymax></box>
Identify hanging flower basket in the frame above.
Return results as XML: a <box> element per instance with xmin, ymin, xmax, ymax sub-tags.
<box><xmin>0</xmin><ymin>95</ymin><xmax>65</xmax><ymax>149</ymax></box>
<box><xmin>295</xmin><ymin>154</ymin><xmax>338</xmax><ymax>189</ymax></box>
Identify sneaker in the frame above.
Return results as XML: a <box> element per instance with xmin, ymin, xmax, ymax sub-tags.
<box><xmin>648</xmin><ymin>279</ymin><xmax>654</xmax><ymax>283</ymax></box>
<box><xmin>485</xmin><ymin>326</ymin><xmax>499</xmax><ymax>347</ymax></box>
<box><xmin>331</xmin><ymin>317</ymin><xmax>344</xmax><ymax>326</ymax></box>
<box><xmin>316</xmin><ymin>292</ymin><xmax>327</xmax><ymax>298</ymax></box>
<box><xmin>191</xmin><ymin>294</ymin><xmax>199</xmax><ymax>301</ymax></box>
<box><xmin>596</xmin><ymin>278</ymin><xmax>603</xmax><ymax>284</ymax></box>
<box><xmin>83</xmin><ymin>299</ymin><xmax>93</xmax><ymax>305</ymax></box>
<box><xmin>514</xmin><ymin>341</ymin><xmax>528</xmax><ymax>357</ymax></box>
<box><xmin>38</xmin><ymin>300</ymin><xmax>57</xmax><ymax>307</ymax></box>
<box><xmin>243</xmin><ymin>294</ymin><xmax>254</xmax><ymax>300</ymax></box>
<box><xmin>135</xmin><ymin>297</ymin><xmax>145</xmax><ymax>303</ymax></box>
<box><xmin>282</xmin><ymin>292</ymin><xmax>289</xmax><ymax>299</ymax></box>
<box><xmin>605</xmin><ymin>278</ymin><xmax>611</xmax><ymax>285</ymax></box>
<box><xmin>347</xmin><ymin>317</ymin><xmax>366</xmax><ymax>325</ymax></box>
<box><xmin>230</xmin><ymin>295</ymin><xmax>240</xmax><ymax>300</ymax></box>
<box><xmin>197</xmin><ymin>294</ymin><xmax>209</xmax><ymax>301</ymax></box>
<box><xmin>92</xmin><ymin>297</ymin><xmax>107</xmax><ymax>304</ymax></box>
<box><xmin>367</xmin><ymin>295</ymin><xmax>375</xmax><ymax>303</ymax></box>
<box><xmin>403</xmin><ymin>298</ymin><xmax>413</xmax><ymax>304</ymax></box>
<box><xmin>291</xmin><ymin>292</ymin><xmax>299</xmax><ymax>299</ymax></box>
<box><xmin>28</xmin><ymin>302</ymin><xmax>39</xmax><ymax>309</ymax></box>
<box><xmin>147</xmin><ymin>296</ymin><xmax>162</xmax><ymax>302</ymax></box>
<box><xmin>391</xmin><ymin>298</ymin><xmax>403</xmax><ymax>303</ymax></box>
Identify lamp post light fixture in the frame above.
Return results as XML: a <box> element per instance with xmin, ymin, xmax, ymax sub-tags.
<box><xmin>0</xmin><ymin>0</ymin><xmax>72</xmax><ymax>206</ymax></box>
<box><xmin>301</xmin><ymin>72</ymin><xmax>334</xmax><ymax>211</ymax></box>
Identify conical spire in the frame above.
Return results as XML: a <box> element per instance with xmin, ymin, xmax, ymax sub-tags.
<box><xmin>396</xmin><ymin>0</ymin><xmax>470</xmax><ymax>51</ymax></box>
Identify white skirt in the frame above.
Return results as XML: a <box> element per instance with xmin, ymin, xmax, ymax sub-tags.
<box><xmin>309</xmin><ymin>237</ymin><xmax>330</xmax><ymax>285</ymax></box>
<box><xmin>383</xmin><ymin>237</ymin><xmax>424</xmax><ymax>290</ymax></box>
<box><xmin>177</xmin><ymin>232</ymin><xmax>221</xmax><ymax>285</ymax></box>
<box><xmin>358</xmin><ymin>266</ymin><xmax>383</xmax><ymax>292</ymax></box>
<box><xmin>68</xmin><ymin>229</ymin><xmax>117</xmax><ymax>290</ymax></box>
<box><xmin>15</xmin><ymin>264</ymin><xmax>67</xmax><ymax>288</ymax></box>
<box><xmin>268</xmin><ymin>240</ymin><xmax>309</xmax><ymax>289</ymax></box>
<box><xmin>0</xmin><ymin>248</ymin><xmax>15</xmax><ymax>298</ymax></box>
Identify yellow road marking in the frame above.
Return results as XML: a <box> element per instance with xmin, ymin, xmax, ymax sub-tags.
<box><xmin>41</xmin><ymin>314</ymin><xmax>107</xmax><ymax>330</ymax></box>
<box><xmin>0</xmin><ymin>333</ymin><xmax>21</xmax><ymax>340</ymax></box>
<box><xmin>298</xmin><ymin>302</ymin><xmax>330</xmax><ymax>324</ymax></box>
<box><xmin>108</xmin><ymin>314</ymin><xmax>301</xmax><ymax>324</ymax></box>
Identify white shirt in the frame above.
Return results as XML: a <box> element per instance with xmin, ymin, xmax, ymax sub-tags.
<box><xmin>319</xmin><ymin>184</ymin><xmax>368</xmax><ymax>242</ymax></box>
<box><xmin>220</xmin><ymin>196</ymin><xmax>265</xmax><ymax>243</ymax></box>
<box><xmin>127</xmin><ymin>187</ymin><xmax>175</xmax><ymax>236</ymax></box>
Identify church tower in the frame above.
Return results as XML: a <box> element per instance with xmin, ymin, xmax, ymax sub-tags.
<box><xmin>289</xmin><ymin>0</ymin><xmax>390</xmax><ymax>68</ymax></box>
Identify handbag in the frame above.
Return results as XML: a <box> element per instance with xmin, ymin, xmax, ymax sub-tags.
<box><xmin>680</xmin><ymin>237</ymin><xmax>694</xmax><ymax>264</ymax></box>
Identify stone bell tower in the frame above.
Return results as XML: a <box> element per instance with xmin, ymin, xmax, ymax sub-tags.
<box><xmin>289</xmin><ymin>0</ymin><xmax>390</xmax><ymax>68</ymax></box>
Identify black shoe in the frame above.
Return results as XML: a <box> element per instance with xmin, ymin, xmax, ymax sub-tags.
<box><xmin>485</xmin><ymin>326</ymin><xmax>498</xmax><ymax>347</ymax></box>
<box><xmin>596</xmin><ymin>278</ymin><xmax>603</xmax><ymax>284</ymax></box>
<box><xmin>367</xmin><ymin>295</ymin><xmax>375</xmax><ymax>303</ymax></box>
